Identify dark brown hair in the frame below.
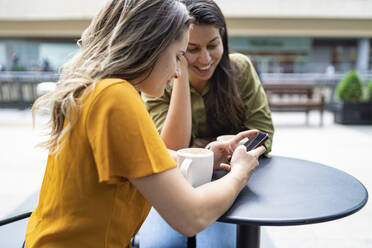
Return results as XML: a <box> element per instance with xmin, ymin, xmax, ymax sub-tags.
<box><xmin>182</xmin><ymin>0</ymin><xmax>246</xmax><ymax>136</ymax></box>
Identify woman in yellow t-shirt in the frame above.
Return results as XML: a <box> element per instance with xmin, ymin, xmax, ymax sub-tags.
<box><xmin>26</xmin><ymin>0</ymin><xmax>266</xmax><ymax>248</ymax></box>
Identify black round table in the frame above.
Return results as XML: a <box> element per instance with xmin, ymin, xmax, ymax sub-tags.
<box><xmin>215</xmin><ymin>156</ymin><xmax>368</xmax><ymax>248</ymax></box>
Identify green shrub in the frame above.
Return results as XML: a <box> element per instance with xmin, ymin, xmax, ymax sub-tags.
<box><xmin>367</xmin><ymin>81</ymin><xmax>372</xmax><ymax>102</ymax></box>
<box><xmin>11</xmin><ymin>65</ymin><xmax>27</xmax><ymax>71</ymax></box>
<box><xmin>336</xmin><ymin>70</ymin><xmax>363</xmax><ymax>102</ymax></box>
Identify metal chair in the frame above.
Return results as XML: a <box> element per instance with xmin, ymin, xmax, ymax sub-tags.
<box><xmin>0</xmin><ymin>212</ymin><xmax>32</xmax><ymax>227</ymax></box>
<box><xmin>0</xmin><ymin>211</ymin><xmax>142</xmax><ymax>248</ymax></box>
<box><xmin>188</xmin><ymin>236</ymin><xmax>196</xmax><ymax>248</ymax></box>
<box><xmin>0</xmin><ymin>211</ymin><xmax>32</xmax><ymax>248</ymax></box>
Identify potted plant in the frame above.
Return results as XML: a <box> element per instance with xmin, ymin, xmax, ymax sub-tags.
<box><xmin>368</xmin><ymin>80</ymin><xmax>372</xmax><ymax>102</ymax></box>
<box><xmin>334</xmin><ymin>70</ymin><xmax>372</xmax><ymax>124</ymax></box>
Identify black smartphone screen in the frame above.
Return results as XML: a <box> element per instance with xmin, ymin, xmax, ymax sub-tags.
<box><xmin>243</xmin><ymin>132</ymin><xmax>269</xmax><ymax>151</ymax></box>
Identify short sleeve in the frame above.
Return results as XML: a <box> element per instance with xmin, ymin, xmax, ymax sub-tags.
<box><xmin>86</xmin><ymin>83</ymin><xmax>176</xmax><ymax>183</ymax></box>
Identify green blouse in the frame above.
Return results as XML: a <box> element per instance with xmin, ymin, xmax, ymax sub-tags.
<box><xmin>142</xmin><ymin>53</ymin><xmax>274</xmax><ymax>155</ymax></box>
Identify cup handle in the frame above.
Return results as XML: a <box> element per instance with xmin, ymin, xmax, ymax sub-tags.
<box><xmin>180</xmin><ymin>158</ymin><xmax>192</xmax><ymax>181</ymax></box>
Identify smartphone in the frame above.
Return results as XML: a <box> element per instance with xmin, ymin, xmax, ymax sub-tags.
<box><xmin>243</xmin><ymin>132</ymin><xmax>269</xmax><ymax>151</ymax></box>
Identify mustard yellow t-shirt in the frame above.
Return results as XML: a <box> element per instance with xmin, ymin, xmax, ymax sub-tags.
<box><xmin>25</xmin><ymin>78</ymin><xmax>177</xmax><ymax>248</ymax></box>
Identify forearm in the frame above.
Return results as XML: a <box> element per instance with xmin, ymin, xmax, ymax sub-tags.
<box><xmin>131</xmin><ymin>145</ymin><xmax>263</xmax><ymax>237</ymax></box>
<box><xmin>130</xmin><ymin>167</ymin><xmax>248</xmax><ymax>237</ymax></box>
<box><xmin>157</xmin><ymin>169</ymin><xmax>247</xmax><ymax>237</ymax></box>
<box><xmin>190</xmin><ymin>169</ymin><xmax>247</xmax><ymax>231</ymax></box>
<box><xmin>161</xmin><ymin>79</ymin><xmax>192</xmax><ymax>150</ymax></box>
<box><xmin>185</xmin><ymin>146</ymin><xmax>261</xmax><ymax>233</ymax></box>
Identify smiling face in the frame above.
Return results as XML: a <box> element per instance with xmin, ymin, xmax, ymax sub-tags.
<box><xmin>185</xmin><ymin>24</ymin><xmax>224</xmax><ymax>87</ymax></box>
<box><xmin>136</xmin><ymin>30</ymin><xmax>189</xmax><ymax>97</ymax></box>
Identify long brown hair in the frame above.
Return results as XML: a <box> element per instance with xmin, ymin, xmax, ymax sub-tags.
<box><xmin>33</xmin><ymin>0</ymin><xmax>191</xmax><ymax>153</ymax></box>
<box><xmin>182</xmin><ymin>0</ymin><xmax>246</xmax><ymax>136</ymax></box>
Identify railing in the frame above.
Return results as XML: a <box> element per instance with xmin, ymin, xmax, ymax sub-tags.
<box><xmin>0</xmin><ymin>72</ymin><xmax>59</xmax><ymax>109</ymax></box>
<box><xmin>1</xmin><ymin>71</ymin><xmax>372</xmax><ymax>109</ymax></box>
<box><xmin>261</xmin><ymin>72</ymin><xmax>372</xmax><ymax>85</ymax></box>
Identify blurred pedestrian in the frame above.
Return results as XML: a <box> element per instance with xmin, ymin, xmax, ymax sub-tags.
<box><xmin>41</xmin><ymin>58</ymin><xmax>51</xmax><ymax>72</ymax></box>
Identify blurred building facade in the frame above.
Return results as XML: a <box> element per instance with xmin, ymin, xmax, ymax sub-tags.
<box><xmin>0</xmin><ymin>0</ymin><xmax>371</xmax><ymax>74</ymax></box>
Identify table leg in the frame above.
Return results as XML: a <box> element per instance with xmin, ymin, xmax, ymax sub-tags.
<box><xmin>236</xmin><ymin>224</ymin><xmax>260</xmax><ymax>248</ymax></box>
<box><xmin>187</xmin><ymin>236</ymin><xmax>196</xmax><ymax>248</ymax></box>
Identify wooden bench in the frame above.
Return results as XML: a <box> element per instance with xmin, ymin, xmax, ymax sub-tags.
<box><xmin>262</xmin><ymin>82</ymin><xmax>325</xmax><ymax>126</ymax></box>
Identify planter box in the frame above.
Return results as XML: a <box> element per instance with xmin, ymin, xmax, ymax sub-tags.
<box><xmin>334</xmin><ymin>102</ymin><xmax>372</xmax><ymax>125</ymax></box>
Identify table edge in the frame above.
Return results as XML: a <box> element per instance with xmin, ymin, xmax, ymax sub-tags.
<box><xmin>217</xmin><ymin>155</ymin><xmax>369</xmax><ymax>226</ymax></box>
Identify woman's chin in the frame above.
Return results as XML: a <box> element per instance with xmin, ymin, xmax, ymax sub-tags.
<box><xmin>141</xmin><ymin>89</ymin><xmax>163</xmax><ymax>98</ymax></box>
<box><xmin>191</xmin><ymin>69</ymin><xmax>214</xmax><ymax>82</ymax></box>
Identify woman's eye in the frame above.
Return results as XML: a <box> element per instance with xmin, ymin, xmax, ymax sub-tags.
<box><xmin>187</xmin><ymin>48</ymin><xmax>198</xmax><ymax>53</ymax></box>
<box><xmin>208</xmin><ymin>44</ymin><xmax>217</xmax><ymax>50</ymax></box>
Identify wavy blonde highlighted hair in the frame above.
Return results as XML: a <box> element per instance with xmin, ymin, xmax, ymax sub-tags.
<box><xmin>33</xmin><ymin>0</ymin><xmax>191</xmax><ymax>153</ymax></box>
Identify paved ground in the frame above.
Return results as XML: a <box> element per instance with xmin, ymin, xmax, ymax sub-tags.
<box><xmin>0</xmin><ymin>109</ymin><xmax>371</xmax><ymax>247</ymax></box>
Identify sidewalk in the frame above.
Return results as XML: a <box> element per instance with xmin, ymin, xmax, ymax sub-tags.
<box><xmin>0</xmin><ymin>109</ymin><xmax>371</xmax><ymax>247</ymax></box>
<box><xmin>263</xmin><ymin>112</ymin><xmax>372</xmax><ymax>248</ymax></box>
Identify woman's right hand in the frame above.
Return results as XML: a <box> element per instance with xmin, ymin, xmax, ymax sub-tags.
<box><xmin>229</xmin><ymin>145</ymin><xmax>266</xmax><ymax>182</ymax></box>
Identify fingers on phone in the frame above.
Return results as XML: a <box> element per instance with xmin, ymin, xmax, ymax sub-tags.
<box><xmin>237</xmin><ymin>130</ymin><xmax>258</xmax><ymax>140</ymax></box>
<box><xmin>248</xmin><ymin>145</ymin><xmax>266</xmax><ymax>157</ymax></box>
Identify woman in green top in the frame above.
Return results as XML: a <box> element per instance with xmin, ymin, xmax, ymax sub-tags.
<box><xmin>143</xmin><ymin>0</ymin><xmax>274</xmax><ymax>153</ymax></box>
<box><xmin>140</xmin><ymin>0</ymin><xmax>274</xmax><ymax>247</ymax></box>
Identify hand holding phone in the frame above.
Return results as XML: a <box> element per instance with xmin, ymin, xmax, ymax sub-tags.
<box><xmin>243</xmin><ymin>132</ymin><xmax>269</xmax><ymax>151</ymax></box>
<box><xmin>227</xmin><ymin>132</ymin><xmax>268</xmax><ymax>163</ymax></box>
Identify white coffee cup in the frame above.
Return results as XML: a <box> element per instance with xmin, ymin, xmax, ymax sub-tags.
<box><xmin>177</xmin><ymin>148</ymin><xmax>214</xmax><ymax>187</ymax></box>
<box><xmin>216</xmin><ymin>135</ymin><xmax>235</xmax><ymax>142</ymax></box>
<box><xmin>217</xmin><ymin>134</ymin><xmax>247</xmax><ymax>145</ymax></box>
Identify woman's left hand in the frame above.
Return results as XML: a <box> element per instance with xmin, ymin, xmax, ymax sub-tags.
<box><xmin>209</xmin><ymin>130</ymin><xmax>259</xmax><ymax>170</ymax></box>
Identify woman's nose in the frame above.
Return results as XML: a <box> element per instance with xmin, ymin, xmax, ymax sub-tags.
<box><xmin>199</xmin><ymin>49</ymin><xmax>211</xmax><ymax>64</ymax></box>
